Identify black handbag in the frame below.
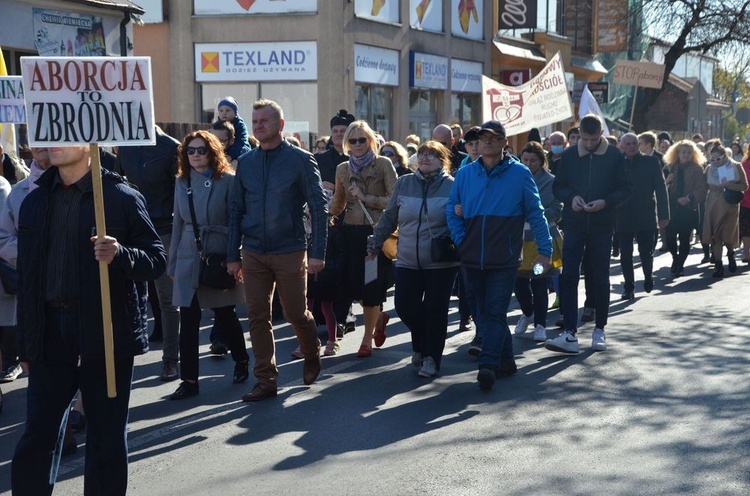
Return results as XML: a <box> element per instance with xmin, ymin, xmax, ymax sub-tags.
<box><xmin>723</xmin><ymin>188</ymin><xmax>744</xmax><ymax>205</ymax></box>
<box><xmin>0</xmin><ymin>257</ymin><xmax>17</xmax><ymax>295</ymax></box>
<box><xmin>185</xmin><ymin>174</ymin><xmax>236</xmax><ymax>290</ymax></box>
<box><xmin>430</xmin><ymin>235</ymin><xmax>459</xmax><ymax>263</ymax></box>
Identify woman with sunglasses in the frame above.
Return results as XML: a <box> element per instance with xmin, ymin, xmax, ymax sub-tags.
<box><xmin>167</xmin><ymin>130</ymin><xmax>250</xmax><ymax>399</ymax></box>
<box><xmin>662</xmin><ymin>140</ymin><xmax>707</xmax><ymax>277</ymax></box>
<box><xmin>368</xmin><ymin>141</ymin><xmax>459</xmax><ymax>377</ymax></box>
<box><xmin>702</xmin><ymin>142</ymin><xmax>749</xmax><ymax>277</ymax></box>
<box><xmin>330</xmin><ymin>121</ymin><xmax>398</xmax><ymax>357</ymax></box>
<box><xmin>380</xmin><ymin>141</ymin><xmax>411</xmax><ymax>177</ymax></box>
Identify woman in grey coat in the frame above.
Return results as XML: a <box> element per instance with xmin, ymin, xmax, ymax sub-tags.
<box><xmin>167</xmin><ymin>131</ymin><xmax>249</xmax><ymax>400</ymax></box>
<box><xmin>368</xmin><ymin>141</ymin><xmax>459</xmax><ymax>378</ymax></box>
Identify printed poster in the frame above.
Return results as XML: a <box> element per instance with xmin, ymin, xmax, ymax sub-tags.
<box><xmin>33</xmin><ymin>8</ymin><xmax>106</xmax><ymax>57</ymax></box>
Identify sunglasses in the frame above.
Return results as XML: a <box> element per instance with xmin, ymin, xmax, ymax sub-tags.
<box><xmin>348</xmin><ymin>137</ymin><xmax>368</xmax><ymax>145</ymax></box>
<box><xmin>381</xmin><ymin>150</ymin><xmax>395</xmax><ymax>157</ymax></box>
<box><xmin>418</xmin><ymin>152</ymin><xmax>438</xmax><ymax>160</ymax></box>
<box><xmin>709</xmin><ymin>156</ymin><xmax>724</xmax><ymax>163</ymax></box>
<box><xmin>187</xmin><ymin>146</ymin><xmax>208</xmax><ymax>156</ymax></box>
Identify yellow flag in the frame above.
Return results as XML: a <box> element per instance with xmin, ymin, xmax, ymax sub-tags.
<box><xmin>0</xmin><ymin>45</ymin><xmax>18</xmax><ymax>158</ymax></box>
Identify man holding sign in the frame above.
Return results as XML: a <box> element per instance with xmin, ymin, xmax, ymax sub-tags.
<box><xmin>11</xmin><ymin>144</ymin><xmax>166</xmax><ymax>495</ymax></box>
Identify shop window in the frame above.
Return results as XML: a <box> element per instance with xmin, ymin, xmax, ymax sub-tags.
<box><xmin>355</xmin><ymin>85</ymin><xmax>393</xmax><ymax>140</ymax></box>
<box><xmin>450</xmin><ymin>93</ymin><xmax>480</xmax><ymax>128</ymax></box>
<box><xmin>409</xmin><ymin>89</ymin><xmax>437</xmax><ymax>142</ymax></box>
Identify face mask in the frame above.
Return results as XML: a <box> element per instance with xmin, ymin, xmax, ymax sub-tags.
<box><xmin>551</xmin><ymin>145</ymin><xmax>565</xmax><ymax>155</ymax></box>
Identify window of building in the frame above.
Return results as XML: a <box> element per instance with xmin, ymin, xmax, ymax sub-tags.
<box><xmin>450</xmin><ymin>93</ymin><xmax>480</xmax><ymax>128</ymax></box>
<box><xmin>355</xmin><ymin>85</ymin><xmax>393</xmax><ymax>140</ymax></box>
<box><xmin>409</xmin><ymin>89</ymin><xmax>438</xmax><ymax>142</ymax></box>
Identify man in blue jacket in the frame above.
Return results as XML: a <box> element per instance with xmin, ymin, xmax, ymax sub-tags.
<box><xmin>11</xmin><ymin>144</ymin><xmax>166</xmax><ymax>495</ymax></box>
<box><xmin>447</xmin><ymin>120</ymin><xmax>552</xmax><ymax>391</ymax></box>
<box><xmin>547</xmin><ymin>114</ymin><xmax>630</xmax><ymax>354</ymax></box>
<box><xmin>227</xmin><ymin>99</ymin><xmax>328</xmax><ymax>402</ymax></box>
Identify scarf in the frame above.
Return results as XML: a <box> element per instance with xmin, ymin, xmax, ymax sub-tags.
<box><xmin>416</xmin><ymin>168</ymin><xmax>441</xmax><ymax>185</ymax></box>
<box><xmin>28</xmin><ymin>160</ymin><xmax>47</xmax><ymax>192</ymax></box>
<box><xmin>349</xmin><ymin>149</ymin><xmax>375</xmax><ymax>176</ymax></box>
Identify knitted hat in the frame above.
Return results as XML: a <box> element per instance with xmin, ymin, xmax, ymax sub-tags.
<box><xmin>218</xmin><ymin>96</ymin><xmax>239</xmax><ymax>113</ymax></box>
<box><xmin>330</xmin><ymin>109</ymin><xmax>355</xmax><ymax>129</ymax></box>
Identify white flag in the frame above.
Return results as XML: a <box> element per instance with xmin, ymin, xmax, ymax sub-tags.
<box><xmin>579</xmin><ymin>84</ymin><xmax>610</xmax><ymax>136</ymax></box>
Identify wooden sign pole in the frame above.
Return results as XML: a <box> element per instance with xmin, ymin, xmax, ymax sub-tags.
<box><xmin>90</xmin><ymin>143</ymin><xmax>117</xmax><ymax>398</ymax></box>
<box><xmin>628</xmin><ymin>83</ymin><xmax>639</xmax><ymax>132</ymax></box>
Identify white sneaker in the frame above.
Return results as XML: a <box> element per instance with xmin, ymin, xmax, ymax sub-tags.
<box><xmin>514</xmin><ymin>313</ymin><xmax>534</xmax><ymax>335</ymax></box>
<box><xmin>591</xmin><ymin>328</ymin><xmax>607</xmax><ymax>351</ymax></box>
<box><xmin>418</xmin><ymin>356</ymin><xmax>438</xmax><ymax>378</ymax></box>
<box><xmin>545</xmin><ymin>330</ymin><xmax>580</xmax><ymax>354</ymax></box>
<box><xmin>533</xmin><ymin>324</ymin><xmax>547</xmax><ymax>342</ymax></box>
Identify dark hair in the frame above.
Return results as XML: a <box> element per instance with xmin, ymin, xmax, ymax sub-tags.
<box><xmin>520</xmin><ymin>141</ymin><xmax>548</xmax><ymax>169</ymax></box>
<box><xmin>417</xmin><ymin>140</ymin><xmax>452</xmax><ymax>172</ymax></box>
<box><xmin>580</xmin><ymin>115</ymin><xmax>603</xmax><ymax>135</ymax></box>
<box><xmin>210</xmin><ymin>120</ymin><xmax>235</xmax><ymax>140</ymax></box>
<box><xmin>567</xmin><ymin>126</ymin><xmax>580</xmax><ymax>139</ymax></box>
<box><xmin>177</xmin><ymin>130</ymin><xmax>232</xmax><ymax>179</ymax></box>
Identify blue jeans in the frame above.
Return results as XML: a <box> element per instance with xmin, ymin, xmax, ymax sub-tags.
<box><xmin>464</xmin><ymin>267</ymin><xmax>516</xmax><ymax>368</ymax></box>
<box><xmin>560</xmin><ymin>229</ymin><xmax>613</xmax><ymax>331</ymax></box>
<box><xmin>394</xmin><ymin>266</ymin><xmax>458</xmax><ymax>369</ymax></box>
<box><xmin>12</xmin><ymin>308</ymin><xmax>134</xmax><ymax>496</ymax></box>
<box><xmin>618</xmin><ymin>230</ymin><xmax>656</xmax><ymax>292</ymax></box>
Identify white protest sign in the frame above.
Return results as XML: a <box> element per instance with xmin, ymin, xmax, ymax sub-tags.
<box><xmin>612</xmin><ymin>59</ymin><xmax>665</xmax><ymax>89</ymax></box>
<box><xmin>481</xmin><ymin>52</ymin><xmax>572</xmax><ymax>137</ymax></box>
<box><xmin>0</xmin><ymin>77</ymin><xmax>26</xmax><ymax>124</ymax></box>
<box><xmin>21</xmin><ymin>56</ymin><xmax>155</xmax><ymax>146</ymax></box>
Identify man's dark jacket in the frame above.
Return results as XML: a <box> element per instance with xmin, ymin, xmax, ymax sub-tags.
<box><xmin>16</xmin><ymin>167</ymin><xmax>166</xmax><ymax>362</ymax></box>
<box><xmin>114</xmin><ymin>129</ymin><xmax>180</xmax><ymax>234</ymax></box>
<box><xmin>228</xmin><ymin>140</ymin><xmax>328</xmax><ymax>261</ymax></box>
<box><xmin>616</xmin><ymin>152</ymin><xmax>670</xmax><ymax>232</ymax></box>
<box><xmin>315</xmin><ymin>147</ymin><xmax>348</xmax><ymax>184</ymax></box>
<box><xmin>553</xmin><ymin>138</ymin><xmax>630</xmax><ymax>232</ymax></box>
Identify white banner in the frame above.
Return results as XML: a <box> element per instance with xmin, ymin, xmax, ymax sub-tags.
<box><xmin>194</xmin><ymin>0</ymin><xmax>317</xmax><ymax>15</ymax></box>
<box><xmin>354</xmin><ymin>44</ymin><xmax>399</xmax><ymax>86</ymax></box>
<box><xmin>481</xmin><ymin>52</ymin><xmax>572</xmax><ymax>137</ymax></box>
<box><xmin>21</xmin><ymin>57</ymin><xmax>155</xmax><ymax>146</ymax></box>
<box><xmin>451</xmin><ymin>59</ymin><xmax>482</xmax><ymax>93</ymax></box>
<box><xmin>195</xmin><ymin>42</ymin><xmax>317</xmax><ymax>82</ymax></box>
<box><xmin>0</xmin><ymin>77</ymin><xmax>26</xmax><ymax>124</ymax></box>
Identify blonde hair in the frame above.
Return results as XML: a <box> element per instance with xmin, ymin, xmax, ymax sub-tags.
<box><xmin>404</xmin><ymin>134</ymin><xmax>421</xmax><ymax>146</ymax></box>
<box><xmin>380</xmin><ymin>141</ymin><xmax>408</xmax><ymax>167</ymax></box>
<box><xmin>664</xmin><ymin>140</ymin><xmax>705</xmax><ymax>167</ymax></box>
<box><xmin>342</xmin><ymin>121</ymin><xmax>378</xmax><ymax>155</ymax></box>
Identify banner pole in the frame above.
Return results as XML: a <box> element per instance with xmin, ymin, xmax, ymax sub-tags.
<box><xmin>90</xmin><ymin>143</ymin><xmax>117</xmax><ymax>398</ymax></box>
<box><xmin>628</xmin><ymin>84</ymin><xmax>639</xmax><ymax>132</ymax></box>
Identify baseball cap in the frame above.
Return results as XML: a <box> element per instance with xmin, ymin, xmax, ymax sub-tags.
<box><xmin>464</xmin><ymin>126</ymin><xmax>481</xmax><ymax>142</ymax></box>
<box><xmin>478</xmin><ymin>120</ymin><xmax>506</xmax><ymax>138</ymax></box>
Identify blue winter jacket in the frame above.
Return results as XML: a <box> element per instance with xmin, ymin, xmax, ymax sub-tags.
<box><xmin>446</xmin><ymin>156</ymin><xmax>552</xmax><ymax>270</ymax></box>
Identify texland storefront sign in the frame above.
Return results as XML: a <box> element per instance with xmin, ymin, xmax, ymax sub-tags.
<box><xmin>195</xmin><ymin>42</ymin><xmax>318</xmax><ymax>82</ymax></box>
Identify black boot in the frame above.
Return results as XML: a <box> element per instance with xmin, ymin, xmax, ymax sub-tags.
<box><xmin>713</xmin><ymin>260</ymin><xmax>724</xmax><ymax>278</ymax></box>
<box><xmin>701</xmin><ymin>244</ymin><xmax>711</xmax><ymax>264</ymax></box>
<box><xmin>728</xmin><ymin>250</ymin><xmax>737</xmax><ymax>273</ymax></box>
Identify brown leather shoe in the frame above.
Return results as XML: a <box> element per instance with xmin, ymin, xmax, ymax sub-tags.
<box><xmin>241</xmin><ymin>382</ymin><xmax>278</xmax><ymax>402</ymax></box>
<box><xmin>160</xmin><ymin>360</ymin><xmax>178</xmax><ymax>382</ymax></box>
<box><xmin>303</xmin><ymin>356</ymin><xmax>321</xmax><ymax>385</ymax></box>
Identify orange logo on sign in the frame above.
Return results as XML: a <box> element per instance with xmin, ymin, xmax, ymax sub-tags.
<box><xmin>202</xmin><ymin>52</ymin><xmax>219</xmax><ymax>72</ymax></box>
<box><xmin>416</xmin><ymin>61</ymin><xmax>422</xmax><ymax>79</ymax></box>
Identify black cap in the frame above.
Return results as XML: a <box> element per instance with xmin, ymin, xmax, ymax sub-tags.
<box><xmin>330</xmin><ymin>109</ymin><xmax>355</xmax><ymax>130</ymax></box>
<box><xmin>478</xmin><ymin>120</ymin><xmax>506</xmax><ymax>138</ymax></box>
<box><xmin>464</xmin><ymin>126</ymin><xmax>481</xmax><ymax>142</ymax></box>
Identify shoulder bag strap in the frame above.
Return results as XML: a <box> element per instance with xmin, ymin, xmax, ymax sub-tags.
<box><xmin>351</xmin><ymin>177</ymin><xmax>376</xmax><ymax>228</ymax></box>
<box><xmin>185</xmin><ymin>173</ymin><xmax>204</xmax><ymax>257</ymax></box>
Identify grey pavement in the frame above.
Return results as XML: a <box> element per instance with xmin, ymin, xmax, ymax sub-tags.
<box><xmin>1</xmin><ymin>244</ymin><xmax>749</xmax><ymax>495</ymax></box>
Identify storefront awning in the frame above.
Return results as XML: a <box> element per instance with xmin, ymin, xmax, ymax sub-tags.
<box><xmin>571</xmin><ymin>56</ymin><xmax>608</xmax><ymax>77</ymax></box>
<box><xmin>492</xmin><ymin>41</ymin><xmax>546</xmax><ymax>64</ymax></box>
<box><xmin>64</xmin><ymin>0</ymin><xmax>146</xmax><ymax>15</ymax></box>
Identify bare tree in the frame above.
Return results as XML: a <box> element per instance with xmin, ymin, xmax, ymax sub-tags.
<box><xmin>630</xmin><ymin>0</ymin><xmax>750</xmax><ymax>130</ymax></box>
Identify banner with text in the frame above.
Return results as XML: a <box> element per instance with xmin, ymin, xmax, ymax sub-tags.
<box><xmin>21</xmin><ymin>57</ymin><xmax>155</xmax><ymax>146</ymax></box>
<box><xmin>0</xmin><ymin>77</ymin><xmax>26</xmax><ymax>124</ymax></box>
<box><xmin>612</xmin><ymin>59</ymin><xmax>665</xmax><ymax>89</ymax></box>
<box><xmin>481</xmin><ymin>52</ymin><xmax>572</xmax><ymax>137</ymax></box>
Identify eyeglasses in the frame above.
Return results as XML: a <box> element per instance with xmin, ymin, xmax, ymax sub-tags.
<box><xmin>418</xmin><ymin>152</ymin><xmax>438</xmax><ymax>160</ymax></box>
<box><xmin>381</xmin><ymin>150</ymin><xmax>395</xmax><ymax>157</ymax></box>
<box><xmin>348</xmin><ymin>137</ymin><xmax>368</xmax><ymax>145</ymax></box>
<box><xmin>187</xmin><ymin>146</ymin><xmax>208</xmax><ymax>156</ymax></box>
<box><xmin>709</xmin><ymin>156</ymin><xmax>725</xmax><ymax>163</ymax></box>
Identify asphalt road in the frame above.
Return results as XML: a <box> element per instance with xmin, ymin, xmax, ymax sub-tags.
<box><xmin>1</xmin><ymin>244</ymin><xmax>749</xmax><ymax>495</ymax></box>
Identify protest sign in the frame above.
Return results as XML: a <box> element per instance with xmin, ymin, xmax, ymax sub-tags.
<box><xmin>0</xmin><ymin>76</ymin><xmax>26</xmax><ymax>124</ymax></box>
<box><xmin>21</xmin><ymin>56</ymin><xmax>155</xmax><ymax>146</ymax></box>
<box><xmin>481</xmin><ymin>52</ymin><xmax>572</xmax><ymax>137</ymax></box>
